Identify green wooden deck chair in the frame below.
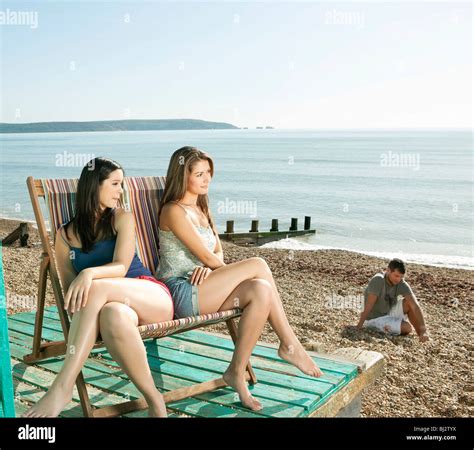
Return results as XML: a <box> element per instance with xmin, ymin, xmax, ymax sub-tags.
<box><xmin>0</xmin><ymin>245</ymin><xmax>16</xmax><ymax>417</ymax></box>
<box><xmin>24</xmin><ymin>175</ymin><xmax>256</xmax><ymax>418</ymax></box>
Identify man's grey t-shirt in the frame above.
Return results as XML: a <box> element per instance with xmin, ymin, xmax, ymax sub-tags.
<box><xmin>364</xmin><ymin>273</ymin><xmax>415</xmax><ymax>320</ymax></box>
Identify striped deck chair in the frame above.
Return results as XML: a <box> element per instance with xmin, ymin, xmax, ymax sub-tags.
<box><xmin>24</xmin><ymin>175</ymin><xmax>256</xmax><ymax>418</ymax></box>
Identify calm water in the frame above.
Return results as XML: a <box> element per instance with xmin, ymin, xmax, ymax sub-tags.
<box><xmin>0</xmin><ymin>129</ymin><xmax>472</xmax><ymax>269</ymax></box>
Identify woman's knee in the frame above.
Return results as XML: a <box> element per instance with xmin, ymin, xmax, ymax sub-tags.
<box><xmin>99</xmin><ymin>302</ymin><xmax>137</xmax><ymax>337</ymax></box>
<box><xmin>245</xmin><ymin>278</ymin><xmax>272</xmax><ymax>310</ymax></box>
<box><xmin>247</xmin><ymin>257</ymin><xmax>271</xmax><ymax>277</ymax></box>
<box><xmin>87</xmin><ymin>279</ymin><xmax>109</xmax><ymax>302</ymax></box>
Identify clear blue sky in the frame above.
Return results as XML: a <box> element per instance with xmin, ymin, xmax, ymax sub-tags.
<box><xmin>1</xmin><ymin>0</ymin><xmax>472</xmax><ymax>128</ymax></box>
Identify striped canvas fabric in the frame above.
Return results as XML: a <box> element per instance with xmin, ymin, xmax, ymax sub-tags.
<box><xmin>41</xmin><ymin>176</ymin><xmax>165</xmax><ymax>272</ymax></box>
<box><xmin>40</xmin><ymin>176</ymin><xmax>242</xmax><ymax>333</ymax></box>
<box><xmin>42</xmin><ymin>178</ymin><xmax>79</xmax><ymax>234</ymax></box>
<box><xmin>138</xmin><ymin>308</ymin><xmax>241</xmax><ymax>339</ymax></box>
<box><xmin>122</xmin><ymin>176</ymin><xmax>166</xmax><ymax>274</ymax></box>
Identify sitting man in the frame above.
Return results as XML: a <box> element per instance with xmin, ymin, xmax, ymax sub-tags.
<box><xmin>357</xmin><ymin>258</ymin><xmax>429</xmax><ymax>342</ymax></box>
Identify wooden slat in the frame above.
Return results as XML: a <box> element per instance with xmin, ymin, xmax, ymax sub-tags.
<box><xmin>9</xmin><ymin>318</ymin><xmax>328</xmax><ymax>416</ymax></box>
<box><xmin>310</xmin><ymin>349</ymin><xmax>385</xmax><ymax>417</ymax></box>
<box><xmin>12</xmin><ymin>311</ymin><xmax>343</xmax><ymax>393</ymax></box>
<box><xmin>12</xmin><ymin>312</ymin><xmax>345</xmax><ymax>396</ymax></box>
<box><xmin>34</xmin><ymin>179</ymin><xmax>45</xmax><ymax>197</ymax></box>
<box><xmin>172</xmin><ymin>329</ymin><xmax>359</xmax><ymax>377</ymax></box>
<box><xmin>8</xmin><ymin>307</ymin><xmax>365</xmax><ymax>418</ymax></box>
<box><xmin>29</xmin><ymin>309</ymin><xmax>358</xmax><ymax>405</ymax></box>
<box><xmin>9</xmin><ymin>328</ymin><xmax>307</xmax><ymax>417</ymax></box>
<box><xmin>40</xmin><ymin>307</ymin><xmax>358</xmax><ymax>377</ymax></box>
<box><xmin>10</xmin><ymin>327</ymin><xmax>304</xmax><ymax>417</ymax></box>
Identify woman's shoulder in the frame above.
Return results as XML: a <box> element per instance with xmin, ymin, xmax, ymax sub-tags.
<box><xmin>160</xmin><ymin>202</ymin><xmax>188</xmax><ymax>231</ymax></box>
<box><xmin>161</xmin><ymin>201</ymin><xmax>187</xmax><ymax>218</ymax></box>
<box><xmin>112</xmin><ymin>207</ymin><xmax>134</xmax><ymax>229</ymax></box>
<box><xmin>55</xmin><ymin>222</ymin><xmax>80</xmax><ymax>248</ymax></box>
<box><xmin>113</xmin><ymin>207</ymin><xmax>132</xmax><ymax>219</ymax></box>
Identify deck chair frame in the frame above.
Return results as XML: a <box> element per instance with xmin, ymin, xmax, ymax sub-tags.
<box><xmin>24</xmin><ymin>175</ymin><xmax>257</xmax><ymax>418</ymax></box>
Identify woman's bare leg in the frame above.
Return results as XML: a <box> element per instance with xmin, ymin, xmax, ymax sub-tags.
<box><xmin>198</xmin><ymin>257</ymin><xmax>322</xmax><ymax>377</ymax></box>
<box><xmin>99</xmin><ymin>302</ymin><xmax>168</xmax><ymax>417</ymax></box>
<box><xmin>22</xmin><ymin>278</ymin><xmax>173</xmax><ymax>417</ymax></box>
<box><xmin>220</xmin><ymin>279</ymin><xmax>272</xmax><ymax>410</ymax></box>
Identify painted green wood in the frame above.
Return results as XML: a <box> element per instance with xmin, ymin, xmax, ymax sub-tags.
<box><xmin>8</xmin><ymin>307</ymin><xmax>360</xmax><ymax>418</ymax></box>
<box><xmin>8</xmin><ymin>321</ymin><xmax>319</xmax><ymax>414</ymax></box>
<box><xmin>19</xmin><ymin>308</ymin><xmax>349</xmax><ymax>386</ymax></box>
<box><xmin>0</xmin><ymin>245</ymin><xmax>15</xmax><ymax>417</ymax></box>
<box><xmin>174</xmin><ymin>330</ymin><xmax>359</xmax><ymax>376</ymax></box>
<box><xmin>9</xmin><ymin>329</ymin><xmax>304</xmax><ymax>417</ymax></box>
<box><xmin>145</xmin><ymin>336</ymin><xmax>347</xmax><ymax>384</ymax></box>
<box><xmin>10</xmin><ymin>309</ymin><xmax>358</xmax><ymax>414</ymax></box>
<box><xmin>10</xmin><ymin>313</ymin><xmax>329</xmax><ymax>396</ymax></box>
<box><xmin>31</xmin><ymin>310</ymin><xmax>357</xmax><ymax>410</ymax></box>
<box><xmin>8</xmin><ymin>331</ymin><xmax>263</xmax><ymax>418</ymax></box>
<box><xmin>40</xmin><ymin>308</ymin><xmax>357</xmax><ymax>376</ymax></box>
<box><xmin>10</xmin><ymin>354</ymin><xmax>180</xmax><ymax>418</ymax></box>
<box><xmin>98</xmin><ymin>350</ymin><xmax>308</xmax><ymax>417</ymax></box>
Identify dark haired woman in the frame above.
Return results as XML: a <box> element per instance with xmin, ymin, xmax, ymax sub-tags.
<box><xmin>23</xmin><ymin>157</ymin><xmax>173</xmax><ymax>417</ymax></box>
<box><xmin>156</xmin><ymin>147</ymin><xmax>322</xmax><ymax>411</ymax></box>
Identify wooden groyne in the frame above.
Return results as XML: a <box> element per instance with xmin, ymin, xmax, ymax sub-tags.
<box><xmin>218</xmin><ymin>216</ymin><xmax>315</xmax><ymax>246</ymax></box>
<box><xmin>1</xmin><ymin>223</ymin><xmax>29</xmax><ymax>247</ymax></box>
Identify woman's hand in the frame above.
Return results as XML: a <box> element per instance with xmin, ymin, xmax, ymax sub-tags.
<box><xmin>189</xmin><ymin>266</ymin><xmax>212</xmax><ymax>285</ymax></box>
<box><xmin>64</xmin><ymin>269</ymin><xmax>93</xmax><ymax>314</ymax></box>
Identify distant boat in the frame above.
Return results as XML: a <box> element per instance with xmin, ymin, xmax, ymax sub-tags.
<box><xmin>265</xmin><ymin>126</ymin><xmax>274</xmax><ymax>129</ymax></box>
<box><xmin>256</xmin><ymin>126</ymin><xmax>263</xmax><ymax>129</ymax></box>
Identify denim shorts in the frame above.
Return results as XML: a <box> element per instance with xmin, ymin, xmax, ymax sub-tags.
<box><xmin>163</xmin><ymin>276</ymin><xmax>200</xmax><ymax>319</ymax></box>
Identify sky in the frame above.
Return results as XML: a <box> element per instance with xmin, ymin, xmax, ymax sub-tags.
<box><xmin>0</xmin><ymin>0</ymin><xmax>472</xmax><ymax>129</ymax></box>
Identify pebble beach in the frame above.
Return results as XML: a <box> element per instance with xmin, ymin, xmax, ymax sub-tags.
<box><xmin>1</xmin><ymin>218</ymin><xmax>473</xmax><ymax>418</ymax></box>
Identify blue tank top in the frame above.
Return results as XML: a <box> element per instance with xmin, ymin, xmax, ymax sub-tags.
<box><xmin>61</xmin><ymin>230</ymin><xmax>152</xmax><ymax>278</ymax></box>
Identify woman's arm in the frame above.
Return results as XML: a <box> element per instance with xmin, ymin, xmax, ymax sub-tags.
<box><xmin>84</xmin><ymin>209</ymin><xmax>136</xmax><ymax>280</ymax></box>
<box><xmin>163</xmin><ymin>203</ymin><xmax>225</xmax><ymax>270</ymax></box>
<box><xmin>62</xmin><ymin>209</ymin><xmax>137</xmax><ymax>313</ymax></box>
<box><xmin>211</xmin><ymin>220</ymin><xmax>224</xmax><ymax>263</ymax></box>
<box><xmin>54</xmin><ymin>228</ymin><xmax>79</xmax><ymax>295</ymax></box>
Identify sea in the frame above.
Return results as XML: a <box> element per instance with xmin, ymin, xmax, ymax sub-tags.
<box><xmin>0</xmin><ymin>129</ymin><xmax>472</xmax><ymax>270</ymax></box>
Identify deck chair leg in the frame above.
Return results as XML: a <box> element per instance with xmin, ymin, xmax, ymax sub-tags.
<box><xmin>23</xmin><ymin>255</ymin><xmax>74</xmax><ymax>364</ymax></box>
<box><xmin>23</xmin><ymin>254</ymin><xmax>49</xmax><ymax>363</ymax></box>
<box><xmin>75</xmin><ymin>372</ymin><xmax>95</xmax><ymax>417</ymax></box>
<box><xmin>225</xmin><ymin>318</ymin><xmax>258</xmax><ymax>385</ymax></box>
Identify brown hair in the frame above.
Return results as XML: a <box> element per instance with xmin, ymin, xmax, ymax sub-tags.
<box><xmin>67</xmin><ymin>157</ymin><xmax>123</xmax><ymax>253</ymax></box>
<box><xmin>388</xmin><ymin>258</ymin><xmax>406</xmax><ymax>274</ymax></box>
<box><xmin>159</xmin><ymin>146</ymin><xmax>215</xmax><ymax>233</ymax></box>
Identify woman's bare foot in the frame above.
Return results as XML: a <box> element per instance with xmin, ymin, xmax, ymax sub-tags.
<box><xmin>223</xmin><ymin>368</ymin><xmax>262</xmax><ymax>411</ymax></box>
<box><xmin>22</xmin><ymin>385</ymin><xmax>73</xmax><ymax>418</ymax></box>
<box><xmin>147</xmin><ymin>404</ymin><xmax>168</xmax><ymax>417</ymax></box>
<box><xmin>146</xmin><ymin>395</ymin><xmax>168</xmax><ymax>417</ymax></box>
<box><xmin>278</xmin><ymin>341</ymin><xmax>323</xmax><ymax>377</ymax></box>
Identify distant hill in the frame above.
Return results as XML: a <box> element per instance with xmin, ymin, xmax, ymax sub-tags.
<box><xmin>0</xmin><ymin>119</ymin><xmax>239</xmax><ymax>133</ymax></box>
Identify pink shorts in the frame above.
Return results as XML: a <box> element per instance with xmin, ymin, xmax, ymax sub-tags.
<box><xmin>135</xmin><ymin>275</ymin><xmax>174</xmax><ymax>319</ymax></box>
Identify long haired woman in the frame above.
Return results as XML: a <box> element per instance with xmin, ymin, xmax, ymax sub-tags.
<box><xmin>156</xmin><ymin>147</ymin><xmax>323</xmax><ymax>411</ymax></box>
<box><xmin>23</xmin><ymin>157</ymin><xmax>174</xmax><ymax>417</ymax></box>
